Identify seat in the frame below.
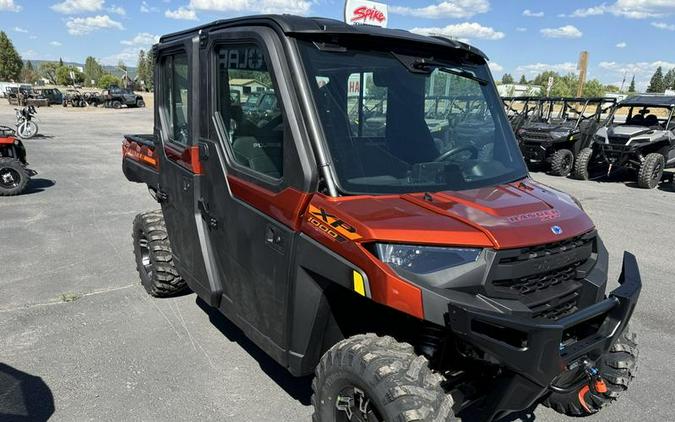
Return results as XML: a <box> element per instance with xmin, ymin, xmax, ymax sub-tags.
<box><xmin>644</xmin><ymin>114</ymin><xmax>659</xmax><ymax>127</ymax></box>
<box><xmin>628</xmin><ymin>114</ymin><xmax>644</xmax><ymax>126</ymax></box>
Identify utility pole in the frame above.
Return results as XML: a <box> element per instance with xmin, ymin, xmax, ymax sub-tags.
<box><xmin>577</xmin><ymin>51</ymin><xmax>588</xmax><ymax>97</ymax></box>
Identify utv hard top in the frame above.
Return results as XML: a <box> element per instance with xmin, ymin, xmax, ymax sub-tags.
<box><xmin>515</xmin><ymin>97</ymin><xmax>616</xmax><ymax>177</ymax></box>
<box><xmin>122</xmin><ymin>14</ymin><xmax>640</xmax><ymax>422</ymax></box>
<box><xmin>576</xmin><ymin>95</ymin><xmax>675</xmax><ymax>188</ymax></box>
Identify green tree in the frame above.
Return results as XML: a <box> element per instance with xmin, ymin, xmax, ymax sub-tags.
<box><xmin>136</xmin><ymin>50</ymin><xmax>151</xmax><ymax>91</ymax></box>
<box><xmin>56</xmin><ymin>65</ymin><xmax>84</xmax><ymax>86</ymax></box>
<box><xmin>98</xmin><ymin>74</ymin><xmax>121</xmax><ymax>89</ymax></box>
<box><xmin>583</xmin><ymin>79</ymin><xmax>606</xmax><ymax>97</ymax></box>
<box><xmin>604</xmin><ymin>84</ymin><xmax>620</xmax><ymax>93</ymax></box>
<box><xmin>59</xmin><ymin>57</ymin><xmax>64</xmax><ymax>67</ymax></box>
<box><xmin>145</xmin><ymin>49</ymin><xmax>155</xmax><ymax>91</ymax></box>
<box><xmin>628</xmin><ymin>75</ymin><xmax>636</xmax><ymax>93</ymax></box>
<box><xmin>83</xmin><ymin>56</ymin><xmax>104</xmax><ymax>87</ymax></box>
<box><xmin>0</xmin><ymin>31</ymin><xmax>23</xmax><ymax>81</ymax></box>
<box><xmin>519</xmin><ymin>75</ymin><xmax>527</xmax><ymax>84</ymax></box>
<box><xmin>501</xmin><ymin>73</ymin><xmax>514</xmax><ymax>84</ymax></box>
<box><xmin>664</xmin><ymin>68</ymin><xmax>675</xmax><ymax>90</ymax></box>
<box><xmin>39</xmin><ymin>62</ymin><xmax>60</xmax><ymax>84</ymax></box>
<box><xmin>647</xmin><ymin>66</ymin><xmax>664</xmax><ymax>93</ymax></box>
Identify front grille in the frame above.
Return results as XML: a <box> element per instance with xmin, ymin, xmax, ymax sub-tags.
<box><xmin>608</xmin><ymin>136</ymin><xmax>629</xmax><ymax>145</ymax></box>
<box><xmin>489</xmin><ymin>231</ymin><xmax>596</xmax><ymax>320</ymax></box>
<box><xmin>522</xmin><ymin>131</ymin><xmax>551</xmax><ymax>142</ymax></box>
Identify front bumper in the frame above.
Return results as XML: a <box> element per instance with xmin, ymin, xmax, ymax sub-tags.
<box><xmin>447</xmin><ymin>252</ymin><xmax>641</xmax><ymax>420</ymax></box>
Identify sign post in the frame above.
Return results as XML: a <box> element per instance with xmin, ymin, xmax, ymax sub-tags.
<box><xmin>344</xmin><ymin>0</ymin><xmax>388</xmax><ymax>28</ymax></box>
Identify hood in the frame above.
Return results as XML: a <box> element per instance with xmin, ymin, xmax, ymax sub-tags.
<box><xmin>602</xmin><ymin>125</ymin><xmax>657</xmax><ymax>138</ymax></box>
<box><xmin>308</xmin><ymin>178</ymin><xmax>594</xmax><ymax>250</ymax></box>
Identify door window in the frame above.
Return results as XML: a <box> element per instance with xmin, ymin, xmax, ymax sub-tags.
<box><xmin>215</xmin><ymin>44</ymin><xmax>284</xmax><ymax>179</ymax></box>
<box><xmin>161</xmin><ymin>53</ymin><xmax>190</xmax><ymax>146</ymax></box>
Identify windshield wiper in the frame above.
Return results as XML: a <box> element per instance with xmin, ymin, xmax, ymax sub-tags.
<box><xmin>391</xmin><ymin>53</ymin><xmax>488</xmax><ymax>85</ymax></box>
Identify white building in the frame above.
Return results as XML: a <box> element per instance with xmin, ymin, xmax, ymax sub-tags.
<box><xmin>498</xmin><ymin>84</ymin><xmax>542</xmax><ymax>97</ymax></box>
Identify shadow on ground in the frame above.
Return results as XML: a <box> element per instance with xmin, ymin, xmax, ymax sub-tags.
<box><xmin>0</xmin><ymin>363</ymin><xmax>54</xmax><ymax>422</ymax></box>
<box><xmin>23</xmin><ymin>178</ymin><xmax>55</xmax><ymax>195</ymax></box>
<box><xmin>196</xmin><ymin>298</ymin><xmax>313</xmax><ymax>406</ymax></box>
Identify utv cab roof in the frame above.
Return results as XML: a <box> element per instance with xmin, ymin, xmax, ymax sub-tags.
<box><xmin>619</xmin><ymin>95</ymin><xmax>675</xmax><ymax>107</ymax></box>
<box><xmin>158</xmin><ymin>14</ymin><xmax>489</xmax><ymax>61</ymax></box>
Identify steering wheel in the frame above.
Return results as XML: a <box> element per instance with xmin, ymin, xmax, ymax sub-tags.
<box><xmin>434</xmin><ymin>145</ymin><xmax>479</xmax><ymax>162</ymax></box>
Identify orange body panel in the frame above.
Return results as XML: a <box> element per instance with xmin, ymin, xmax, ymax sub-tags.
<box><xmin>0</xmin><ymin>136</ymin><xmax>16</xmax><ymax>145</ymax></box>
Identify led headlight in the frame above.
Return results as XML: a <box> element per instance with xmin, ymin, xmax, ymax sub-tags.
<box><xmin>374</xmin><ymin>243</ymin><xmax>482</xmax><ymax>275</ymax></box>
<box><xmin>549</xmin><ymin>131</ymin><xmax>570</xmax><ymax>139</ymax></box>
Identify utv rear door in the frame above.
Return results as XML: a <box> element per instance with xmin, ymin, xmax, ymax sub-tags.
<box><xmin>195</xmin><ymin>28</ymin><xmax>315</xmax><ymax>363</ymax></box>
<box><xmin>155</xmin><ymin>43</ymin><xmax>210</xmax><ymax>296</ymax></box>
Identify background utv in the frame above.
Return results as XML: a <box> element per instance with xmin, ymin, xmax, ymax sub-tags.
<box><xmin>123</xmin><ymin>15</ymin><xmax>641</xmax><ymax>421</ymax></box>
<box><xmin>576</xmin><ymin>95</ymin><xmax>675</xmax><ymax>188</ymax></box>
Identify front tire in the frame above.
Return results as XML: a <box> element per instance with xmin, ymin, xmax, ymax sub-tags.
<box><xmin>112</xmin><ymin>100</ymin><xmax>122</xmax><ymax>109</ymax></box>
<box><xmin>132</xmin><ymin>210</ymin><xmax>187</xmax><ymax>297</ymax></box>
<box><xmin>0</xmin><ymin>158</ymin><xmax>29</xmax><ymax>196</ymax></box>
<box><xmin>312</xmin><ymin>334</ymin><xmax>456</xmax><ymax>422</ymax></box>
<box><xmin>638</xmin><ymin>153</ymin><xmax>664</xmax><ymax>189</ymax></box>
<box><xmin>550</xmin><ymin>149</ymin><xmax>574</xmax><ymax>176</ymax></box>
<box><xmin>544</xmin><ymin>327</ymin><xmax>638</xmax><ymax>416</ymax></box>
<box><xmin>573</xmin><ymin>147</ymin><xmax>594</xmax><ymax>180</ymax></box>
<box><xmin>17</xmin><ymin>121</ymin><xmax>37</xmax><ymax>139</ymax></box>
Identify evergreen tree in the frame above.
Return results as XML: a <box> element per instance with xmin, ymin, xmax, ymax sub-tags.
<box><xmin>0</xmin><ymin>31</ymin><xmax>23</xmax><ymax>81</ymax></box>
<box><xmin>664</xmin><ymin>68</ymin><xmax>675</xmax><ymax>90</ymax></box>
<box><xmin>145</xmin><ymin>49</ymin><xmax>155</xmax><ymax>91</ymax></box>
<box><xmin>26</xmin><ymin>60</ymin><xmax>33</xmax><ymax>71</ymax></box>
<box><xmin>647</xmin><ymin>66</ymin><xmax>664</xmax><ymax>93</ymax></box>
<box><xmin>519</xmin><ymin>75</ymin><xmax>527</xmax><ymax>84</ymax></box>
<box><xmin>83</xmin><ymin>56</ymin><xmax>104</xmax><ymax>87</ymax></box>
<box><xmin>501</xmin><ymin>73</ymin><xmax>514</xmax><ymax>84</ymax></box>
<box><xmin>59</xmin><ymin>57</ymin><xmax>64</xmax><ymax>67</ymax></box>
<box><xmin>628</xmin><ymin>75</ymin><xmax>636</xmax><ymax>93</ymax></box>
<box><xmin>136</xmin><ymin>50</ymin><xmax>147</xmax><ymax>90</ymax></box>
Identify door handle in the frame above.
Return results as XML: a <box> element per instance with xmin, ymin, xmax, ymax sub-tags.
<box><xmin>265</xmin><ymin>225</ymin><xmax>284</xmax><ymax>253</ymax></box>
<box><xmin>198</xmin><ymin>198</ymin><xmax>218</xmax><ymax>230</ymax></box>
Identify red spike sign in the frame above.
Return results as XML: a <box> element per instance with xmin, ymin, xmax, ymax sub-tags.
<box><xmin>344</xmin><ymin>0</ymin><xmax>388</xmax><ymax>28</ymax></box>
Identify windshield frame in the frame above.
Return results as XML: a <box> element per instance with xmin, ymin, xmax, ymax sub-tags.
<box><xmin>295</xmin><ymin>37</ymin><xmax>528</xmax><ymax>196</ymax></box>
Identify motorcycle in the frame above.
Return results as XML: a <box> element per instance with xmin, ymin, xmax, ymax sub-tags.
<box><xmin>15</xmin><ymin>106</ymin><xmax>39</xmax><ymax>139</ymax></box>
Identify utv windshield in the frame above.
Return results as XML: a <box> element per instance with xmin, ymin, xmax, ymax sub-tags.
<box><xmin>298</xmin><ymin>40</ymin><xmax>527</xmax><ymax>194</ymax></box>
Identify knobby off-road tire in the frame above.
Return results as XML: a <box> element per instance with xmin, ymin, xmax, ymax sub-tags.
<box><xmin>112</xmin><ymin>100</ymin><xmax>122</xmax><ymax>109</ymax></box>
<box><xmin>544</xmin><ymin>327</ymin><xmax>638</xmax><ymax>417</ymax></box>
<box><xmin>550</xmin><ymin>149</ymin><xmax>574</xmax><ymax>177</ymax></box>
<box><xmin>312</xmin><ymin>334</ymin><xmax>456</xmax><ymax>422</ymax></box>
<box><xmin>573</xmin><ymin>147</ymin><xmax>594</xmax><ymax>180</ymax></box>
<box><xmin>0</xmin><ymin>158</ymin><xmax>29</xmax><ymax>196</ymax></box>
<box><xmin>132</xmin><ymin>210</ymin><xmax>187</xmax><ymax>297</ymax></box>
<box><xmin>637</xmin><ymin>153</ymin><xmax>665</xmax><ymax>189</ymax></box>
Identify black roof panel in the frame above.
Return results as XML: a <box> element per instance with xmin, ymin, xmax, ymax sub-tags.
<box><xmin>159</xmin><ymin>14</ymin><xmax>488</xmax><ymax>60</ymax></box>
<box><xmin>619</xmin><ymin>95</ymin><xmax>675</xmax><ymax>107</ymax></box>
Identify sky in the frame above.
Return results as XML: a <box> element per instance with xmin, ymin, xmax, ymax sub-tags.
<box><xmin>1</xmin><ymin>0</ymin><xmax>675</xmax><ymax>90</ymax></box>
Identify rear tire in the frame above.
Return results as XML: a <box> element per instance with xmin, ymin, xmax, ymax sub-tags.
<box><xmin>312</xmin><ymin>334</ymin><xmax>456</xmax><ymax>422</ymax></box>
<box><xmin>0</xmin><ymin>158</ymin><xmax>29</xmax><ymax>196</ymax></box>
<box><xmin>550</xmin><ymin>149</ymin><xmax>574</xmax><ymax>177</ymax></box>
<box><xmin>544</xmin><ymin>327</ymin><xmax>638</xmax><ymax>416</ymax></box>
<box><xmin>637</xmin><ymin>153</ymin><xmax>664</xmax><ymax>189</ymax></box>
<box><xmin>112</xmin><ymin>100</ymin><xmax>122</xmax><ymax>109</ymax></box>
<box><xmin>132</xmin><ymin>210</ymin><xmax>187</xmax><ymax>297</ymax></box>
<box><xmin>573</xmin><ymin>147</ymin><xmax>594</xmax><ymax>180</ymax></box>
<box><xmin>137</xmin><ymin>99</ymin><xmax>145</xmax><ymax>108</ymax></box>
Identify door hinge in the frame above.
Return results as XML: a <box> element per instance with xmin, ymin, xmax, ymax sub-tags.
<box><xmin>198</xmin><ymin>198</ymin><xmax>218</xmax><ymax>230</ymax></box>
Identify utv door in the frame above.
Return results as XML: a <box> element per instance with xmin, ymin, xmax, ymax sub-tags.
<box><xmin>155</xmin><ymin>43</ymin><xmax>209</xmax><ymax>295</ymax></box>
<box><xmin>196</xmin><ymin>28</ymin><xmax>315</xmax><ymax>363</ymax></box>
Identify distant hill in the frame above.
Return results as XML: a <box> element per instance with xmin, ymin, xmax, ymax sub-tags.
<box><xmin>24</xmin><ymin>59</ymin><xmax>137</xmax><ymax>79</ymax></box>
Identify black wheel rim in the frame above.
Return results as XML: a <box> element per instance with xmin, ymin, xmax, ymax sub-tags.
<box><xmin>0</xmin><ymin>167</ymin><xmax>21</xmax><ymax>189</ymax></box>
<box><xmin>652</xmin><ymin>161</ymin><xmax>663</xmax><ymax>181</ymax></box>
<box><xmin>137</xmin><ymin>233</ymin><xmax>153</xmax><ymax>278</ymax></box>
<box><xmin>335</xmin><ymin>386</ymin><xmax>382</xmax><ymax>422</ymax></box>
<box><xmin>563</xmin><ymin>154</ymin><xmax>573</xmax><ymax>172</ymax></box>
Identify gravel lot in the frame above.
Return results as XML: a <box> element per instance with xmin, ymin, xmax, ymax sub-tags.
<box><xmin>0</xmin><ymin>103</ymin><xmax>673</xmax><ymax>421</ymax></box>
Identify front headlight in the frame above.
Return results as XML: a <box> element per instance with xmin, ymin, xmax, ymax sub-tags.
<box><xmin>550</xmin><ymin>131</ymin><xmax>570</xmax><ymax>139</ymax></box>
<box><xmin>375</xmin><ymin>243</ymin><xmax>482</xmax><ymax>275</ymax></box>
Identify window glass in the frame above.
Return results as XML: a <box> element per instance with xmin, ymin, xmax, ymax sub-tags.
<box><xmin>299</xmin><ymin>41</ymin><xmax>526</xmax><ymax>194</ymax></box>
<box><xmin>162</xmin><ymin>53</ymin><xmax>190</xmax><ymax>146</ymax></box>
<box><xmin>216</xmin><ymin>44</ymin><xmax>283</xmax><ymax>179</ymax></box>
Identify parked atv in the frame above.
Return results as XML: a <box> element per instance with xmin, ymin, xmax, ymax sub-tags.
<box><xmin>576</xmin><ymin>95</ymin><xmax>675</xmax><ymax>188</ymax></box>
<box><xmin>123</xmin><ymin>16</ymin><xmax>641</xmax><ymax>421</ymax></box>
<box><xmin>0</xmin><ymin>126</ymin><xmax>37</xmax><ymax>195</ymax></box>
<box><xmin>63</xmin><ymin>89</ymin><xmax>87</xmax><ymax>107</ymax></box>
<box><xmin>516</xmin><ymin>97</ymin><xmax>616</xmax><ymax>176</ymax></box>
<box><xmin>102</xmin><ymin>86</ymin><xmax>145</xmax><ymax>109</ymax></box>
<box><xmin>15</xmin><ymin>106</ymin><xmax>39</xmax><ymax>139</ymax></box>
<box><xmin>84</xmin><ymin>91</ymin><xmax>104</xmax><ymax>107</ymax></box>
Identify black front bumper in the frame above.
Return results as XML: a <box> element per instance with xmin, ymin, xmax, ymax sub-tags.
<box><xmin>447</xmin><ymin>252</ymin><xmax>641</xmax><ymax>420</ymax></box>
